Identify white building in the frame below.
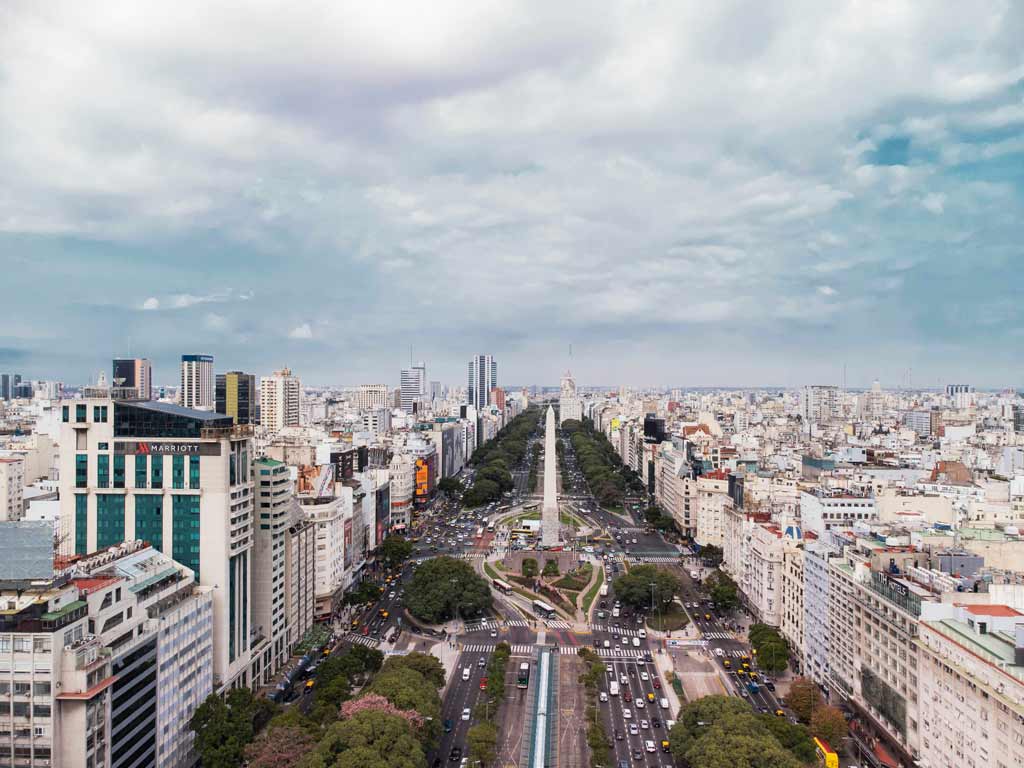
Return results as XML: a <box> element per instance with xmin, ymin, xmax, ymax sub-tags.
<box><xmin>284</xmin><ymin>508</ymin><xmax>316</xmax><ymax>653</ymax></box>
<box><xmin>747</xmin><ymin>523</ymin><xmax>784</xmax><ymax>627</ymax></box>
<box><xmin>695</xmin><ymin>471</ymin><xmax>730</xmax><ymax>548</ymax></box>
<box><xmin>779</xmin><ymin>542</ymin><xmax>805</xmax><ymax>672</ymax></box>
<box><xmin>361</xmin><ymin>408</ymin><xmax>391</xmax><ymax>437</ymax></box>
<box><xmin>355</xmin><ymin>384</ymin><xmax>389</xmax><ymax>411</ymax></box>
<box><xmin>252</xmin><ymin>458</ymin><xmax>293</xmax><ymax>685</ymax></box>
<box><xmin>917</xmin><ymin>603</ymin><xmax>1024</xmax><ymax>768</ymax></box>
<box><xmin>800</xmin><ymin>384</ymin><xmax>839</xmax><ymax>425</ymax></box>
<box><xmin>388</xmin><ymin>453</ymin><xmax>414</xmax><ymax>531</ymax></box>
<box><xmin>558</xmin><ymin>371</ymin><xmax>583</xmax><ymax>425</ymax></box>
<box><xmin>260</xmin><ymin>367</ymin><xmax>301</xmax><ymax>431</ymax></box>
<box><xmin>58</xmin><ymin>397</ymin><xmax>255</xmax><ymax>691</ymax></box>
<box><xmin>179</xmin><ymin>354</ymin><xmax>214</xmax><ymax>410</ymax></box>
<box><xmin>298</xmin><ymin>488</ymin><xmax>352</xmax><ymax>618</ymax></box>
<box><xmin>467</xmin><ymin>354</ymin><xmax>497</xmax><ymax>411</ymax></box>
<box><xmin>799</xmin><ymin>490</ymin><xmax>876</xmax><ymax>537</ymax></box>
<box><xmin>802</xmin><ymin>541</ymin><xmax>835</xmax><ymax>687</ymax></box>
<box><xmin>400</xmin><ymin>363</ymin><xmax>427</xmax><ymax>413</ymax></box>
<box><xmin>0</xmin><ymin>456</ymin><xmax>25</xmax><ymax>521</ymax></box>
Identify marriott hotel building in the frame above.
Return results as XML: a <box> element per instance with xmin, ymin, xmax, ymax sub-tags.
<box><xmin>58</xmin><ymin>397</ymin><xmax>256</xmax><ymax>691</ymax></box>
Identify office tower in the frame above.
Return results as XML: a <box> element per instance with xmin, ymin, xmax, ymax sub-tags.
<box><xmin>800</xmin><ymin>384</ymin><xmax>838</xmax><ymax>424</ymax></box>
<box><xmin>58</xmin><ymin>396</ymin><xmax>255</xmax><ymax>691</ymax></box>
<box><xmin>355</xmin><ymin>384</ymin><xmax>389</xmax><ymax>410</ymax></box>
<box><xmin>179</xmin><ymin>354</ymin><xmax>214</xmax><ymax>409</ymax></box>
<box><xmin>260</xmin><ymin>368</ymin><xmax>301</xmax><ymax>430</ymax></box>
<box><xmin>216</xmin><ymin>371</ymin><xmax>257</xmax><ymax>424</ymax></box>
<box><xmin>430</xmin><ymin>380</ymin><xmax>443</xmax><ymax>400</ymax></box>
<box><xmin>252</xmin><ymin>458</ymin><xmax>293</xmax><ymax>681</ymax></box>
<box><xmin>0</xmin><ymin>373</ymin><xmax>21</xmax><ymax>401</ymax></box>
<box><xmin>946</xmin><ymin>383</ymin><xmax>975</xmax><ymax>409</ymax></box>
<box><xmin>400</xmin><ymin>362</ymin><xmax>427</xmax><ymax>413</ymax></box>
<box><xmin>112</xmin><ymin>357</ymin><xmax>152</xmax><ymax>400</ymax></box>
<box><xmin>467</xmin><ymin>354</ymin><xmax>497</xmax><ymax>410</ymax></box>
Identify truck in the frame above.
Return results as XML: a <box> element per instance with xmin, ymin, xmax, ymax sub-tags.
<box><xmin>609</xmin><ymin>681</ymin><xmax>620</xmax><ymax>696</ymax></box>
<box><xmin>599</xmin><ymin>584</ymin><xmax>609</xmax><ymax>597</ymax></box>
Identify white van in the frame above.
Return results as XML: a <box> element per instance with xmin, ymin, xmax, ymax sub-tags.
<box><xmin>612</xmin><ymin>607</ymin><xmax>620</xmax><ymax>618</ymax></box>
<box><xmin>462</xmin><ymin>667</ymin><xmax>471</xmax><ymax>681</ymax></box>
<box><xmin>638</xmin><ymin>629</ymin><xmax>646</xmax><ymax>639</ymax></box>
<box><xmin>632</xmin><ymin>637</ymin><xmax>640</xmax><ymax>648</ymax></box>
<box><xmin>609</xmin><ymin>681</ymin><xmax>620</xmax><ymax>696</ymax></box>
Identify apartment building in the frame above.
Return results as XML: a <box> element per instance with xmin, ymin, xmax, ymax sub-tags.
<box><xmin>800</xmin><ymin>489</ymin><xmax>877</xmax><ymax>537</ymax></box>
<box><xmin>298</xmin><ymin>488</ymin><xmax>352</xmax><ymax>618</ymax></box>
<box><xmin>260</xmin><ymin>368</ymin><xmax>301</xmax><ymax>431</ymax></box>
<box><xmin>780</xmin><ymin>541</ymin><xmax>805</xmax><ymax>673</ymax></box>
<box><xmin>916</xmin><ymin>603</ymin><xmax>1024</xmax><ymax>768</ymax></box>
<box><xmin>284</xmin><ymin>510</ymin><xmax>315</xmax><ymax>654</ymax></box>
<box><xmin>0</xmin><ymin>457</ymin><xmax>25</xmax><ymax>521</ymax></box>
<box><xmin>747</xmin><ymin>523</ymin><xmax>785</xmax><ymax>627</ymax></box>
<box><xmin>58</xmin><ymin>397</ymin><xmax>255</xmax><ymax>691</ymax></box>
<box><xmin>251</xmin><ymin>458</ymin><xmax>293</xmax><ymax>685</ymax></box>
<box><xmin>696</xmin><ymin>471</ymin><xmax>729</xmax><ymax>548</ymax></box>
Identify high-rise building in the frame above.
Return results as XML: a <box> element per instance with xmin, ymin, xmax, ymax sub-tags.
<box><xmin>252</xmin><ymin>458</ymin><xmax>293</xmax><ymax>683</ymax></box>
<box><xmin>58</xmin><ymin>397</ymin><xmax>256</xmax><ymax>691</ymax></box>
<box><xmin>0</xmin><ymin>458</ymin><xmax>25</xmax><ymax>522</ymax></box>
<box><xmin>112</xmin><ymin>357</ymin><xmax>152</xmax><ymax>400</ymax></box>
<box><xmin>355</xmin><ymin>384</ymin><xmax>389</xmax><ymax>410</ymax></box>
<box><xmin>467</xmin><ymin>354</ymin><xmax>497</xmax><ymax>410</ymax></box>
<box><xmin>0</xmin><ymin>373</ymin><xmax>21</xmax><ymax>401</ymax></box>
<box><xmin>559</xmin><ymin>370</ymin><xmax>582</xmax><ymax>424</ymax></box>
<box><xmin>400</xmin><ymin>362</ymin><xmax>427</xmax><ymax>413</ymax></box>
<box><xmin>216</xmin><ymin>371</ymin><xmax>257</xmax><ymax>424</ymax></box>
<box><xmin>260</xmin><ymin>368</ymin><xmax>301</xmax><ymax>431</ymax></box>
<box><xmin>800</xmin><ymin>384</ymin><xmax>838</xmax><ymax>425</ymax></box>
<box><xmin>180</xmin><ymin>354</ymin><xmax>214</xmax><ymax>410</ymax></box>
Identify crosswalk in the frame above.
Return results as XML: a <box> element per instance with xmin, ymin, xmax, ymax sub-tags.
<box><xmin>626</xmin><ymin>555</ymin><xmax>681</xmax><ymax>564</ymax></box>
<box><xmin>463</xmin><ymin>618</ymin><xmax>496</xmax><ymax>632</ymax></box>
<box><xmin>460</xmin><ymin>643</ymin><xmax>649</xmax><ymax>658</ymax></box>
<box><xmin>346</xmin><ymin>633</ymin><xmax>381</xmax><ymax>648</ymax></box>
<box><xmin>412</xmin><ymin>552</ymin><xmax>481</xmax><ymax>564</ymax></box>
<box><xmin>503</xmin><ymin>619</ymin><xmax>530</xmax><ymax>628</ymax></box>
<box><xmin>703</xmin><ymin>631</ymin><xmax>735</xmax><ymax>640</ymax></box>
<box><xmin>589</xmin><ymin>624</ymin><xmax>644</xmax><ymax>637</ymax></box>
<box><xmin>545</xmin><ymin>619</ymin><xmax>573</xmax><ymax>629</ymax></box>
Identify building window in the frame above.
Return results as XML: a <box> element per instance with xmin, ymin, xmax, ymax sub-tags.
<box><xmin>172</xmin><ymin>455</ymin><xmax>185</xmax><ymax>490</ymax></box>
<box><xmin>135</xmin><ymin>454</ymin><xmax>147</xmax><ymax>489</ymax></box>
<box><xmin>96</xmin><ymin>494</ymin><xmax>125</xmax><ymax>549</ymax></box>
<box><xmin>75</xmin><ymin>494</ymin><xmax>88</xmax><ymax>554</ymax></box>
<box><xmin>76</xmin><ymin>454</ymin><xmax>88</xmax><ymax>489</ymax></box>
<box><xmin>62</xmin><ymin>405</ymin><xmax>69</xmax><ymax>423</ymax></box>
<box><xmin>97</xmin><ymin>454</ymin><xmax>109</xmax><ymax>489</ymax></box>
<box><xmin>76</xmin><ymin>404</ymin><xmax>86</xmax><ymax>423</ymax></box>
<box><xmin>189</xmin><ymin>455</ymin><xmax>200</xmax><ymax>489</ymax></box>
<box><xmin>172</xmin><ymin>495</ymin><xmax>201</xmax><ymax>579</ymax></box>
<box><xmin>151</xmin><ymin>456</ymin><xmax>163</xmax><ymax>489</ymax></box>
<box><xmin>113</xmin><ymin>454</ymin><xmax>125</xmax><ymax>489</ymax></box>
<box><xmin>135</xmin><ymin>495</ymin><xmax>163</xmax><ymax>551</ymax></box>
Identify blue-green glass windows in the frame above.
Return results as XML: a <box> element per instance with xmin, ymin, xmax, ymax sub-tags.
<box><xmin>75</xmin><ymin>455</ymin><xmax>88</xmax><ymax>489</ymax></box>
<box><xmin>97</xmin><ymin>455</ymin><xmax>109</xmax><ymax>489</ymax></box>
<box><xmin>95</xmin><ymin>494</ymin><xmax>125</xmax><ymax>549</ymax></box>
<box><xmin>62</xmin><ymin>406</ymin><xmax>69</xmax><ymax>423</ymax></box>
<box><xmin>172</xmin><ymin>455</ymin><xmax>185</xmax><ymax>489</ymax></box>
<box><xmin>75</xmin><ymin>495</ymin><xmax>87</xmax><ymax>555</ymax></box>
<box><xmin>171</xmin><ymin>495</ymin><xmax>200</xmax><ymax>579</ymax></box>
<box><xmin>135</xmin><ymin>454</ymin><xmax>147</xmax><ymax>488</ymax></box>
<box><xmin>113</xmin><ymin>455</ymin><xmax>125</xmax><ymax>489</ymax></box>
<box><xmin>150</xmin><ymin>456</ymin><xmax>163</xmax><ymax>489</ymax></box>
<box><xmin>75</xmin><ymin>404</ymin><xmax>86</xmax><ymax>423</ymax></box>
<box><xmin>189</xmin><ymin>456</ymin><xmax>200</xmax><ymax>489</ymax></box>
<box><xmin>134</xmin><ymin>495</ymin><xmax>163</xmax><ymax>551</ymax></box>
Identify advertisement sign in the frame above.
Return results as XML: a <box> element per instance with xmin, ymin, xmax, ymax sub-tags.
<box><xmin>115</xmin><ymin>441</ymin><xmax>221</xmax><ymax>456</ymax></box>
<box><xmin>343</xmin><ymin>518</ymin><xmax>353</xmax><ymax>569</ymax></box>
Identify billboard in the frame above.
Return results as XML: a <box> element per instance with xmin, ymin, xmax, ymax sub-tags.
<box><xmin>343</xmin><ymin>517</ymin><xmax>353</xmax><ymax>569</ymax></box>
<box><xmin>115</xmin><ymin>441</ymin><xmax>221</xmax><ymax>456</ymax></box>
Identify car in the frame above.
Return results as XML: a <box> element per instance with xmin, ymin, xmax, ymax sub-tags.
<box><xmin>623</xmin><ymin>690</ymin><xmax>632</xmax><ymax>702</ymax></box>
<box><xmin>478</xmin><ymin>657</ymin><xmax>487</xmax><ymax>667</ymax></box>
<box><xmin>651</xmin><ymin>718</ymin><xmax>662</xmax><ymax>729</ymax></box>
<box><xmin>461</xmin><ymin>708</ymin><xmax>471</xmax><ymax>721</ymax></box>
<box><xmin>618</xmin><ymin>760</ymin><xmax>629</xmax><ymax>768</ymax></box>
<box><xmin>638</xmin><ymin>629</ymin><xmax>646</xmax><ymax>639</ymax></box>
<box><xmin>645</xmin><ymin>740</ymin><xmax>656</xmax><ymax>753</ymax></box>
<box><xmin>614</xmin><ymin>730</ymin><xmax>624</xmax><ymax>742</ymax></box>
<box><xmin>443</xmin><ymin>719</ymin><xmax>453</xmax><ymax>733</ymax></box>
<box><xmin>622</xmin><ymin>708</ymin><xmax>633</xmax><ymax>719</ymax></box>
<box><xmin>620</xmin><ymin>674</ymin><xmax>628</xmax><ymax>685</ymax></box>
<box><xmin>603</xmin><ymin>639</ymin><xmax>610</xmax><ymax>648</ymax></box>
<box><xmin>765</xmin><ymin>681</ymin><xmax>776</xmax><ymax>692</ymax></box>
<box><xmin>480</xmin><ymin>677</ymin><xmax>488</xmax><ymax>690</ymax></box>
<box><xmin>652</xmin><ymin>678</ymin><xmax>661</xmax><ymax>689</ymax></box>
<box><xmin>640</xmin><ymin>719</ymin><xmax>649</xmax><ymax>730</ymax></box>
<box><xmin>629</xmin><ymin>723</ymin><xmax>639</xmax><ymax>735</ymax></box>
<box><xmin>774</xmin><ymin>709</ymin><xmax>785</xmax><ymax>717</ymax></box>
<box><xmin>632</xmin><ymin>749</ymin><xmax>644</xmax><ymax>761</ymax></box>
<box><xmin>646</xmin><ymin>692</ymin><xmax>655</xmax><ymax>702</ymax></box>
<box><xmin>635</xmin><ymin>698</ymin><xmax>645</xmax><ymax>709</ymax></box>
<box><xmin>490</xmin><ymin>629</ymin><xmax>498</xmax><ymax>638</ymax></box>
<box><xmin>449</xmin><ymin>748</ymin><xmax>462</xmax><ymax>762</ymax></box>
<box><xmin>640</xmin><ymin>671</ymin><xmax>649</xmax><ymax>681</ymax></box>
<box><xmin>606</xmin><ymin>664</ymin><xmax>614</xmax><ymax>674</ymax></box>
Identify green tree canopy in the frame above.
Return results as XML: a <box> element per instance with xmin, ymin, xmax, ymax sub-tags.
<box><xmin>467</xmin><ymin>722</ymin><xmax>498</xmax><ymax>767</ymax></box>
<box><xmin>381</xmin><ymin>652</ymin><xmax>445</xmax><ymax>689</ymax></box>
<box><xmin>785</xmin><ymin>677</ymin><xmax>822</xmax><ymax>723</ymax></box>
<box><xmin>190</xmin><ymin>687</ymin><xmax>275</xmax><ymax>768</ymax></box>
<box><xmin>612</xmin><ymin>565</ymin><xmax>680</xmax><ymax>610</ymax></box>
<box><xmin>705</xmin><ymin>571</ymin><xmax>739</xmax><ymax>611</ymax></box>
<box><xmin>810</xmin><ymin>705</ymin><xmax>848</xmax><ymax>746</ymax></box>
<box><xmin>379</xmin><ymin>536</ymin><xmax>414</xmax><ymax>568</ymax></box>
<box><xmin>300</xmin><ymin>710</ymin><xmax>426</xmax><ymax>768</ymax></box>
<box><xmin>405</xmin><ymin>556</ymin><xmax>493</xmax><ymax>623</ymax></box>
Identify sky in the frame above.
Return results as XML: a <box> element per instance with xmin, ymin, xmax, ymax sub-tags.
<box><xmin>1</xmin><ymin>1</ymin><xmax>1023</xmax><ymax>389</ymax></box>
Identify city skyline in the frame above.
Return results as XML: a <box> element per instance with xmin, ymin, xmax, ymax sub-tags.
<box><xmin>1</xmin><ymin>4</ymin><xmax>1023</xmax><ymax>387</ymax></box>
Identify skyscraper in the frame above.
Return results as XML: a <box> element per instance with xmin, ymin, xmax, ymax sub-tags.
<box><xmin>260</xmin><ymin>367</ymin><xmax>301</xmax><ymax>430</ymax></box>
<box><xmin>216</xmin><ymin>371</ymin><xmax>257</xmax><ymax>424</ymax></box>
<box><xmin>112</xmin><ymin>357</ymin><xmax>152</xmax><ymax>400</ymax></box>
<box><xmin>180</xmin><ymin>354</ymin><xmax>214</xmax><ymax>409</ymax></box>
<box><xmin>467</xmin><ymin>354</ymin><xmax>497</xmax><ymax>410</ymax></box>
<box><xmin>400</xmin><ymin>362</ymin><xmax>427</xmax><ymax>413</ymax></box>
<box><xmin>0</xmin><ymin>373</ymin><xmax>21</xmax><ymax>401</ymax></box>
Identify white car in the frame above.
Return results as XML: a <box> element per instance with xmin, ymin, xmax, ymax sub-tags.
<box><xmin>635</xmin><ymin>699</ymin><xmax>645</xmax><ymax>709</ymax></box>
<box><xmin>645</xmin><ymin>740</ymin><xmax>656</xmax><ymax>753</ymax></box>
<box><xmin>640</xmin><ymin>671</ymin><xmax>649</xmax><ymax>681</ymax></box>
<box><xmin>622</xmin><ymin>708</ymin><xmax>633</xmax><ymax>719</ymax></box>
<box><xmin>600</xmin><ymin>691</ymin><xmax>609</xmax><ymax>702</ymax></box>
<box><xmin>620</xmin><ymin>674</ymin><xmax>628</xmax><ymax>685</ymax></box>
<box><xmin>461</xmin><ymin>708</ymin><xmax>471</xmax><ymax>721</ymax></box>
<box><xmin>603</xmin><ymin>639</ymin><xmax>610</xmax><ymax>648</ymax></box>
<box><xmin>606</xmin><ymin>664</ymin><xmax>614</xmax><ymax>674</ymax></box>
<box><xmin>640</xmin><ymin>720</ymin><xmax>649</xmax><ymax>730</ymax></box>
<box><xmin>628</xmin><ymin>723</ymin><xmax>639</xmax><ymax>735</ymax></box>
<box><xmin>638</xmin><ymin>629</ymin><xmax>647</xmax><ymax>639</ymax></box>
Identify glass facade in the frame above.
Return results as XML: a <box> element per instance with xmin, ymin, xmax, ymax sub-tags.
<box><xmin>113</xmin><ymin>455</ymin><xmax>125</xmax><ymax>489</ymax></box>
<box><xmin>97</xmin><ymin>454</ymin><xmax>109</xmax><ymax>489</ymax></box>
<box><xmin>75</xmin><ymin>455</ymin><xmax>88</xmax><ymax>489</ymax></box>
<box><xmin>75</xmin><ymin>494</ymin><xmax>88</xmax><ymax>555</ymax></box>
<box><xmin>134</xmin><ymin>454</ymin><xmax>147</xmax><ymax>488</ymax></box>
<box><xmin>229</xmin><ymin>552</ymin><xmax>247</xmax><ymax>662</ymax></box>
<box><xmin>62</xmin><ymin>405</ymin><xmax>69</xmax><ymax>423</ymax></box>
<box><xmin>134</xmin><ymin>495</ymin><xmax>163</xmax><ymax>551</ymax></box>
<box><xmin>76</xmin><ymin>404</ymin><xmax>86</xmax><ymax>423</ymax></box>
<box><xmin>114</xmin><ymin>401</ymin><xmax>232</xmax><ymax>438</ymax></box>
<box><xmin>172</xmin><ymin>455</ymin><xmax>185</xmax><ymax>490</ymax></box>
<box><xmin>96</xmin><ymin>494</ymin><xmax>125</xmax><ymax>549</ymax></box>
<box><xmin>171</xmin><ymin>495</ymin><xmax>200</xmax><ymax>579</ymax></box>
<box><xmin>150</xmin><ymin>456</ymin><xmax>163</xmax><ymax>489</ymax></box>
<box><xmin>189</xmin><ymin>455</ymin><xmax>200</xmax><ymax>489</ymax></box>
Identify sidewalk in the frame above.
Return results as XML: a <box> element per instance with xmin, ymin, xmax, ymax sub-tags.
<box><xmin>651</xmin><ymin>649</ymin><xmax>682</xmax><ymax>716</ymax></box>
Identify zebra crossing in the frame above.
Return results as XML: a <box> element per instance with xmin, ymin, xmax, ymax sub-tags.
<box><xmin>503</xmin><ymin>619</ymin><xmax>530</xmax><ymax>628</ymax></box>
<box><xmin>459</xmin><ymin>643</ymin><xmax>647</xmax><ymax>658</ymax></box>
<box><xmin>544</xmin><ymin>619</ymin><xmax>573</xmax><ymax>629</ymax></box>
<box><xmin>703</xmin><ymin>631</ymin><xmax>735</xmax><ymax>640</ymax></box>
<box><xmin>463</xmin><ymin>618</ymin><xmax>496</xmax><ymax>632</ymax></box>
<box><xmin>588</xmin><ymin>624</ymin><xmax>644</xmax><ymax>637</ymax></box>
<box><xmin>345</xmin><ymin>633</ymin><xmax>381</xmax><ymax>648</ymax></box>
<box><xmin>626</xmin><ymin>555</ymin><xmax>681</xmax><ymax>564</ymax></box>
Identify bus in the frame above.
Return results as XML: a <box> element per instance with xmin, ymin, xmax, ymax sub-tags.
<box><xmin>813</xmin><ymin>738</ymin><xmax>838</xmax><ymax>768</ymax></box>
<box><xmin>532</xmin><ymin>599</ymin><xmax>555</xmax><ymax>619</ymax></box>
<box><xmin>517</xmin><ymin>662</ymin><xmax>530</xmax><ymax>688</ymax></box>
<box><xmin>476</xmin><ymin>526</ymin><xmax>484</xmax><ymax>539</ymax></box>
<box><xmin>511</xmin><ymin>528</ymin><xmax>535</xmax><ymax>537</ymax></box>
<box><xmin>492</xmin><ymin>578</ymin><xmax>513</xmax><ymax>595</ymax></box>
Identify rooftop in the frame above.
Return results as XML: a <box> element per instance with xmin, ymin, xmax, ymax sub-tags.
<box><xmin>121</xmin><ymin>400</ymin><xmax>229</xmax><ymax>422</ymax></box>
<box><xmin>961</xmin><ymin>604</ymin><xmax>1022</xmax><ymax>618</ymax></box>
<box><xmin>924</xmin><ymin>619</ymin><xmax>1024</xmax><ymax>685</ymax></box>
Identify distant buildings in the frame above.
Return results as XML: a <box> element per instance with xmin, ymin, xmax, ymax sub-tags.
<box><xmin>0</xmin><ymin>457</ymin><xmax>25</xmax><ymax>521</ymax></box>
<box><xmin>216</xmin><ymin>370</ymin><xmax>257</xmax><ymax>424</ymax></box>
<box><xmin>179</xmin><ymin>354</ymin><xmax>214</xmax><ymax>409</ymax></box>
<box><xmin>260</xmin><ymin>367</ymin><xmax>301</xmax><ymax>430</ymax></box>
<box><xmin>400</xmin><ymin>362</ymin><xmax>427</xmax><ymax>413</ymax></box>
<box><xmin>800</xmin><ymin>384</ymin><xmax>839</xmax><ymax>425</ymax></box>
<box><xmin>356</xmin><ymin>383</ymin><xmax>389</xmax><ymax>410</ymax></box>
<box><xmin>559</xmin><ymin>370</ymin><xmax>582</xmax><ymax>424</ymax></box>
<box><xmin>467</xmin><ymin>354</ymin><xmax>497</xmax><ymax>410</ymax></box>
<box><xmin>112</xmin><ymin>357</ymin><xmax>152</xmax><ymax>400</ymax></box>
<box><xmin>0</xmin><ymin>373</ymin><xmax>21</xmax><ymax>401</ymax></box>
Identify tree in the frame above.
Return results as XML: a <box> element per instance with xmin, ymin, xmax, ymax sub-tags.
<box><xmin>437</xmin><ymin>477</ymin><xmax>464</xmax><ymax>497</ymax></box>
<box><xmin>367</xmin><ymin>666</ymin><xmax>442</xmax><ymax>726</ymax></box>
<box><xmin>542</xmin><ymin>558</ymin><xmax>560</xmax><ymax>577</ymax></box>
<box><xmin>756</xmin><ymin>639</ymin><xmax>790</xmax><ymax>674</ymax></box>
<box><xmin>381</xmin><ymin>652</ymin><xmax>445</xmax><ymax>689</ymax></box>
<box><xmin>700</xmin><ymin>545</ymin><xmax>724</xmax><ymax>567</ymax></box>
<box><xmin>467</xmin><ymin>722</ymin><xmax>498</xmax><ymax>767</ymax></box>
<box><xmin>301</xmin><ymin>710</ymin><xmax>426</xmax><ymax>768</ymax></box>
<box><xmin>246</xmin><ymin>725</ymin><xmax>316</xmax><ymax>768</ymax></box>
<box><xmin>346</xmin><ymin>579</ymin><xmax>383</xmax><ymax>606</ymax></box>
<box><xmin>522</xmin><ymin>558</ymin><xmax>538</xmax><ymax>578</ymax></box>
<box><xmin>379</xmin><ymin>536</ymin><xmax>414</xmax><ymax>568</ymax></box>
<box><xmin>669</xmin><ymin>696</ymin><xmax>752</xmax><ymax>758</ymax></box>
<box><xmin>759</xmin><ymin>715</ymin><xmax>816</xmax><ymax>764</ymax></box>
<box><xmin>785</xmin><ymin>677</ymin><xmax>822</xmax><ymax>724</ymax></box>
<box><xmin>612</xmin><ymin>565</ymin><xmax>680</xmax><ymax>610</ymax></box>
<box><xmin>341</xmin><ymin>694</ymin><xmax>425</xmax><ymax>728</ymax></box>
<box><xmin>810</xmin><ymin>705</ymin><xmax>848</xmax><ymax>747</ymax></box>
<box><xmin>683</xmin><ymin>727</ymin><xmax>802</xmax><ymax>768</ymax></box>
<box><xmin>190</xmin><ymin>688</ymin><xmax>274</xmax><ymax>768</ymax></box>
<box><xmin>705</xmin><ymin>571</ymin><xmax>739</xmax><ymax>611</ymax></box>
<box><xmin>404</xmin><ymin>556</ymin><xmax>493</xmax><ymax>623</ymax></box>
<box><xmin>463</xmin><ymin>478</ymin><xmax>501</xmax><ymax>508</ymax></box>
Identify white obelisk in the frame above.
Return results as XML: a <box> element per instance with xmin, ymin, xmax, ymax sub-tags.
<box><xmin>541</xmin><ymin>405</ymin><xmax>560</xmax><ymax>547</ymax></box>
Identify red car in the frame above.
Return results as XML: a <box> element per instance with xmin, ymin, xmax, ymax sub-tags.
<box><xmin>623</xmin><ymin>690</ymin><xmax>632</xmax><ymax>702</ymax></box>
<box><xmin>362</xmin><ymin>625</ymin><xmax>370</xmax><ymax>636</ymax></box>
<box><xmin>479</xmin><ymin>677</ymin><xmax>488</xmax><ymax>690</ymax></box>
<box><xmin>652</xmin><ymin>679</ymin><xmax>661</xmax><ymax>689</ymax></box>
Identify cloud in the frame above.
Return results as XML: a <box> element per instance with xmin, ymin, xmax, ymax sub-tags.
<box><xmin>203</xmin><ymin>312</ymin><xmax>229</xmax><ymax>331</ymax></box>
<box><xmin>141</xmin><ymin>297</ymin><xmax>160</xmax><ymax>310</ymax></box>
<box><xmin>921</xmin><ymin>193</ymin><xmax>946</xmax><ymax>214</ymax></box>
<box><xmin>288</xmin><ymin>323</ymin><xmax>313</xmax><ymax>340</ymax></box>
<box><xmin>817</xmin><ymin>285</ymin><xmax>837</xmax><ymax>297</ymax></box>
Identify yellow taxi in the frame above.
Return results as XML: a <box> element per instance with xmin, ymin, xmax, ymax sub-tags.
<box><xmin>723</xmin><ymin>659</ymin><xmax>731</xmax><ymax>669</ymax></box>
<box><xmin>305</xmin><ymin>679</ymin><xmax>315</xmax><ymax>689</ymax></box>
<box><xmin>774</xmin><ymin>709</ymin><xmax>785</xmax><ymax>717</ymax></box>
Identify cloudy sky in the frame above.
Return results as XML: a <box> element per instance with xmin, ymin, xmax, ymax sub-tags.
<box><xmin>1</xmin><ymin>2</ymin><xmax>1022</xmax><ymax>389</ymax></box>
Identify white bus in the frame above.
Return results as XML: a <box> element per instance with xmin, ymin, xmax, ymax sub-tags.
<box><xmin>532</xmin><ymin>599</ymin><xmax>555</xmax><ymax>619</ymax></box>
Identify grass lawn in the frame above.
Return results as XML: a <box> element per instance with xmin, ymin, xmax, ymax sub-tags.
<box><xmin>647</xmin><ymin>604</ymin><xmax>690</xmax><ymax>632</ymax></box>
<box><xmin>581</xmin><ymin>566</ymin><xmax>605</xmax><ymax>616</ymax></box>
<box><xmin>484</xmin><ymin>561</ymin><xmax>501</xmax><ymax>581</ymax></box>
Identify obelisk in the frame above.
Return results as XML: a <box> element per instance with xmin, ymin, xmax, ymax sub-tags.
<box><xmin>541</xmin><ymin>405</ymin><xmax>560</xmax><ymax>547</ymax></box>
